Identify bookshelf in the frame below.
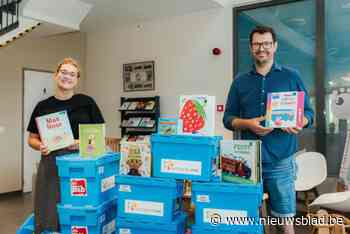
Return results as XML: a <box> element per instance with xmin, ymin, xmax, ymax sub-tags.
<box><xmin>119</xmin><ymin>96</ymin><xmax>160</xmax><ymax>138</ymax></box>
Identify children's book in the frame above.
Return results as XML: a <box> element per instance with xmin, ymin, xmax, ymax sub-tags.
<box><xmin>79</xmin><ymin>124</ymin><xmax>106</xmax><ymax>157</ymax></box>
<box><xmin>139</xmin><ymin>118</ymin><xmax>155</xmax><ymax>128</ymax></box>
<box><xmin>120</xmin><ymin>102</ymin><xmax>131</xmax><ymax>110</ymax></box>
<box><xmin>265</xmin><ymin>91</ymin><xmax>305</xmax><ymax>128</ymax></box>
<box><xmin>128</xmin><ymin>102</ymin><xmax>138</xmax><ymax>110</ymax></box>
<box><xmin>144</xmin><ymin>101</ymin><xmax>155</xmax><ymax>110</ymax></box>
<box><xmin>35</xmin><ymin>110</ymin><xmax>74</xmax><ymax>152</ymax></box>
<box><xmin>178</xmin><ymin>95</ymin><xmax>215</xmax><ymax>136</ymax></box>
<box><xmin>220</xmin><ymin>140</ymin><xmax>261</xmax><ymax>184</ymax></box>
<box><xmin>119</xmin><ymin>142</ymin><xmax>151</xmax><ymax>177</ymax></box>
<box><xmin>127</xmin><ymin>117</ymin><xmax>142</xmax><ymax>127</ymax></box>
<box><xmin>158</xmin><ymin>118</ymin><xmax>178</xmax><ymax>135</ymax></box>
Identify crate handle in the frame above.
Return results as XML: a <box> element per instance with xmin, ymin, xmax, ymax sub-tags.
<box><xmin>70</xmin><ymin>215</ymin><xmax>85</xmax><ymax>222</ymax></box>
<box><xmin>69</xmin><ymin>167</ymin><xmax>84</xmax><ymax>173</ymax></box>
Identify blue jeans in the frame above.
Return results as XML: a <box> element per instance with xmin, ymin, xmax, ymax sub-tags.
<box><xmin>262</xmin><ymin>157</ymin><xmax>297</xmax><ymax>217</ymax></box>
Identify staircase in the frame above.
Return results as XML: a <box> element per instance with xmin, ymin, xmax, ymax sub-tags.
<box><xmin>0</xmin><ymin>0</ymin><xmax>20</xmax><ymax>36</ymax></box>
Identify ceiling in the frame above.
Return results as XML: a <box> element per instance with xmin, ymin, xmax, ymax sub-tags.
<box><xmin>80</xmin><ymin>0</ymin><xmax>222</xmax><ymax>31</ymax></box>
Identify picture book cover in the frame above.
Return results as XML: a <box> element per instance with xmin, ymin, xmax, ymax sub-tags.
<box><xmin>178</xmin><ymin>95</ymin><xmax>215</xmax><ymax>136</ymax></box>
<box><xmin>144</xmin><ymin>100</ymin><xmax>155</xmax><ymax>110</ymax></box>
<box><xmin>119</xmin><ymin>142</ymin><xmax>151</xmax><ymax>177</ymax></box>
<box><xmin>220</xmin><ymin>140</ymin><xmax>261</xmax><ymax>184</ymax></box>
<box><xmin>158</xmin><ymin>118</ymin><xmax>178</xmax><ymax>135</ymax></box>
<box><xmin>139</xmin><ymin>117</ymin><xmax>155</xmax><ymax>128</ymax></box>
<box><xmin>120</xmin><ymin>102</ymin><xmax>131</xmax><ymax>110</ymax></box>
<box><xmin>127</xmin><ymin>117</ymin><xmax>142</xmax><ymax>127</ymax></box>
<box><xmin>128</xmin><ymin>102</ymin><xmax>138</xmax><ymax>110</ymax></box>
<box><xmin>79</xmin><ymin>124</ymin><xmax>106</xmax><ymax>157</ymax></box>
<box><xmin>35</xmin><ymin>110</ymin><xmax>74</xmax><ymax>152</ymax></box>
<box><xmin>265</xmin><ymin>91</ymin><xmax>305</xmax><ymax>128</ymax></box>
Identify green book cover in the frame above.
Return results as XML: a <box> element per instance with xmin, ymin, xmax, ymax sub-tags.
<box><xmin>79</xmin><ymin>124</ymin><xmax>106</xmax><ymax>157</ymax></box>
<box><xmin>220</xmin><ymin>140</ymin><xmax>261</xmax><ymax>184</ymax></box>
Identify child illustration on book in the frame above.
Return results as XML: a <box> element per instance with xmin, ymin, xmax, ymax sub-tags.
<box><xmin>86</xmin><ymin>134</ymin><xmax>96</xmax><ymax>153</ymax></box>
<box><xmin>126</xmin><ymin>145</ymin><xmax>143</xmax><ymax>176</ymax></box>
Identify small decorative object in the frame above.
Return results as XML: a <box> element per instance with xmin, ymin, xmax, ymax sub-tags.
<box><xmin>123</xmin><ymin>61</ymin><xmax>155</xmax><ymax>92</ymax></box>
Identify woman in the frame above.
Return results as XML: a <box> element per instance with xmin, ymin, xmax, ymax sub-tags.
<box><xmin>27</xmin><ymin>58</ymin><xmax>104</xmax><ymax>234</ymax></box>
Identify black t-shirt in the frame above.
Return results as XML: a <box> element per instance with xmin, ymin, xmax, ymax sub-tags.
<box><xmin>27</xmin><ymin>94</ymin><xmax>105</xmax><ymax>139</ymax></box>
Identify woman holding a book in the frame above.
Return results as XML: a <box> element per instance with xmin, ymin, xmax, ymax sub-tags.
<box><xmin>27</xmin><ymin>58</ymin><xmax>105</xmax><ymax>234</ymax></box>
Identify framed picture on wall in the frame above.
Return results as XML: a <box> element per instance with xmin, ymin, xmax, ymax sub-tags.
<box><xmin>123</xmin><ymin>61</ymin><xmax>155</xmax><ymax>92</ymax></box>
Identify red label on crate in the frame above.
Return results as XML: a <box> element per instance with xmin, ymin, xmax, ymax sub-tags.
<box><xmin>72</xmin><ymin>226</ymin><xmax>88</xmax><ymax>234</ymax></box>
<box><xmin>70</xmin><ymin>178</ymin><xmax>87</xmax><ymax>196</ymax></box>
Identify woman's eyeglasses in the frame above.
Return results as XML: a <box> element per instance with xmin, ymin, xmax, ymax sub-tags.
<box><xmin>59</xmin><ymin>69</ymin><xmax>78</xmax><ymax>78</ymax></box>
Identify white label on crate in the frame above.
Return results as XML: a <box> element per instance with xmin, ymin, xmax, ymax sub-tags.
<box><xmin>161</xmin><ymin>159</ymin><xmax>202</xmax><ymax>175</ymax></box>
<box><xmin>98</xmin><ymin>166</ymin><xmax>104</xmax><ymax>175</ymax></box>
<box><xmin>71</xmin><ymin>178</ymin><xmax>88</xmax><ymax>196</ymax></box>
<box><xmin>102</xmin><ymin>220</ymin><xmax>116</xmax><ymax>234</ymax></box>
<box><xmin>101</xmin><ymin>175</ymin><xmax>115</xmax><ymax>192</ymax></box>
<box><xmin>125</xmin><ymin>199</ymin><xmax>164</xmax><ymax>217</ymax></box>
<box><xmin>203</xmin><ymin>208</ymin><xmax>248</xmax><ymax>225</ymax></box>
<box><xmin>119</xmin><ymin>229</ymin><xmax>131</xmax><ymax>234</ymax></box>
<box><xmin>119</xmin><ymin>184</ymin><xmax>132</xmax><ymax>192</ymax></box>
<box><xmin>196</xmin><ymin>195</ymin><xmax>210</xmax><ymax>203</ymax></box>
<box><xmin>71</xmin><ymin>225</ymin><xmax>89</xmax><ymax>234</ymax></box>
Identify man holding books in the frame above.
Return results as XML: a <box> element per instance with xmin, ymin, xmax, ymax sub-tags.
<box><xmin>223</xmin><ymin>26</ymin><xmax>314</xmax><ymax>234</ymax></box>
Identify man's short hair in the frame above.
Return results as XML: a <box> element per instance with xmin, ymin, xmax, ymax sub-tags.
<box><xmin>249</xmin><ymin>26</ymin><xmax>277</xmax><ymax>44</ymax></box>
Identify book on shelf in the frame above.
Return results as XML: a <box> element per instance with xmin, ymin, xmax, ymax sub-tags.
<box><xmin>220</xmin><ymin>140</ymin><xmax>261</xmax><ymax>184</ymax></box>
<box><xmin>139</xmin><ymin>117</ymin><xmax>155</xmax><ymax>128</ymax></box>
<box><xmin>136</xmin><ymin>101</ymin><xmax>146</xmax><ymax>110</ymax></box>
<box><xmin>127</xmin><ymin>117</ymin><xmax>142</xmax><ymax>127</ymax></box>
<box><xmin>178</xmin><ymin>95</ymin><xmax>215</xmax><ymax>136</ymax></box>
<box><xmin>79</xmin><ymin>124</ymin><xmax>106</xmax><ymax>157</ymax></box>
<box><xmin>35</xmin><ymin>110</ymin><xmax>74</xmax><ymax>152</ymax></box>
<box><xmin>127</xmin><ymin>102</ymin><xmax>138</xmax><ymax>110</ymax></box>
<box><xmin>120</xmin><ymin>102</ymin><xmax>131</xmax><ymax>110</ymax></box>
<box><xmin>144</xmin><ymin>101</ymin><xmax>155</xmax><ymax>110</ymax></box>
<box><xmin>120</xmin><ymin>141</ymin><xmax>151</xmax><ymax>177</ymax></box>
<box><xmin>265</xmin><ymin>91</ymin><xmax>305</xmax><ymax>128</ymax></box>
<box><xmin>158</xmin><ymin>117</ymin><xmax>178</xmax><ymax>135</ymax></box>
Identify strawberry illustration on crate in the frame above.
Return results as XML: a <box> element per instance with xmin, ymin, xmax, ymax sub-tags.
<box><xmin>178</xmin><ymin>95</ymin><xmax>216</xmax><ymax>136</ymax></box>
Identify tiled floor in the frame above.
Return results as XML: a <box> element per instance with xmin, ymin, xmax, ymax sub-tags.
<box><xmin>0</xmin><ymin>192</ymin><xmax>33</xmax><ymax>234</ymax></box>
<box><xmin>1</xmin><ymin>191</ymin><xmax>314</xmax><ymax>234</ymax></box>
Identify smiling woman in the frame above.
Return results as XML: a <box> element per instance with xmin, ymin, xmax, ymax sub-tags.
<box><xmin>26</xmin><ymin>58</ymin><xmax>105</xmax><ymax>234</ymax></box>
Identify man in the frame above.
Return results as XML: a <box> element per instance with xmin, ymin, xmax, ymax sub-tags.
<box><xmin>223</xmin><ymin>26</ymin><xmax>314</xmax><ymax>234</ymax></box>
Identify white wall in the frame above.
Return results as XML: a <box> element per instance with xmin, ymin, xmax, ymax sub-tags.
<box><xmin>0</xmin><ymin>32</ymin><xmax>85</xmax><ymax>193</ymax></box>
<box><xmin>85</xmin><ymin>8</ymin><xmax>234</xmax><ymax>139</ymax></box>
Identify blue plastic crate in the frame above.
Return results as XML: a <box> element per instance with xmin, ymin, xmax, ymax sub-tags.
<box><xmin>151</xmin><ymin>134</ymin><xmax>222</xmax><ymax>181</ymax></box>
<box><xmin>117</xmin><ymin>212</ymin><xmax>187</xmax><ymax>234</ymax></box>
<box><xmin>192</xmin><ymin>182</ymin><xmax>263</xmax><ymax>229</ymax></box>
<box><xmin>116</xmin><ymin>175</ymin><xmax>183</xmax><ymax>223</ymax></box>
<box><xmin>16</xmin><ymin>214</ymin><xmax>34</xmax><ymax>234</ymax></box>
<box><xmin>56</xmin><ymin>152</ymin><xmax>119</xmax><ymax>206</ymax></box>
<box><xmin>57</xmin><ymin>198</ymin><xmax>117</xmax><ymax>234</ymax></box>
<box><xmin>191</xmin><ymin>224</ymin><xmax>263</xmax><ymax>234</ymax></box>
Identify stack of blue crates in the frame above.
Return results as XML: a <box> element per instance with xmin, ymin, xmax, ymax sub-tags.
<box><xmin>115</xmin><ymin>175</ymin><xmax>187</xmax><ymax>234</ymax></box>
<box><xmin>150</xmin><ymin>134</ymin><xmax>264</xmax><ymax>234</ymax></box>
<box><xmin>56</xmin><ymin>152</ymin><xmax>119</xmax><ymax>234</ymax></box>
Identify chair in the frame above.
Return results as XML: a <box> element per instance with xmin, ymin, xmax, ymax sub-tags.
<box><xmin>295</xmin><ymin>152</ymin><xmax>328</xmax><ymax>211</ymax></box>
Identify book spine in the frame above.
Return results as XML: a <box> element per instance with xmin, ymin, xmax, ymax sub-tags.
<box><xmin>265</xmin><ymin>93</ymin><xmax>272</xmax><ymax>127</ymax></box>
<box><xmin>35</xmin><ymin>117</ymin><xmax>46</xmax><ymax>148</ymax></box>
<box><xmin>296</xmin><ymin>92</ymin><xmax>305</xmax><ymax>128</ymax></box>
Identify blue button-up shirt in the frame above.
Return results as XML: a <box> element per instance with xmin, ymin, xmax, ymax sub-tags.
<box><xmin>223</xmin><ymin>62</ymin><xmax>314</xmax><ymax>163</ymax></box>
